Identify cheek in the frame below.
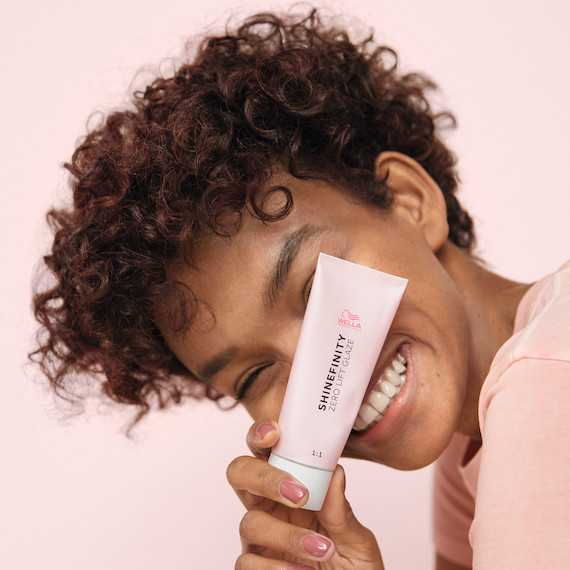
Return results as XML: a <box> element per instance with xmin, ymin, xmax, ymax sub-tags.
<box><xmin>242</xmin><ymin>321</ymin><xmax>303</xmax><ymax>421</ymax></box>
<box><xmin>244</xmin><ymin>376</ymin><xmax>288</xmax><ymax>422</ymax></box>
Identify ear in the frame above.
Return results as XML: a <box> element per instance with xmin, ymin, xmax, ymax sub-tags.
<box><xmin>374</xmin><ymin>151</ymin><xmax>449</xmax><ymax>252</ymax></box>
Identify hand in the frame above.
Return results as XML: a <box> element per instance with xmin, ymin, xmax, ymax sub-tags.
<box><xmin>227</xmin><ymin>420</ymin><xmax>385</xmax><ymax>569</ymax></box>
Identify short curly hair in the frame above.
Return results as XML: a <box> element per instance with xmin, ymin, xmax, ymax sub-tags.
<box><xmin>31</xmin><ymin>8</ymin><xmax>474</xmax><ymax>424</ymax></box>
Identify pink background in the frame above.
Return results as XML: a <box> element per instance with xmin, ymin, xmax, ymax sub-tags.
<box><xmin>2</xmin><ymin>1</ymin><xmax>568</xmax><ymax>568</ymax></box>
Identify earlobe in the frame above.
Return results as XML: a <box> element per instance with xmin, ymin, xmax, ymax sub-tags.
<box><xmin>374</xmin><ymin>151</ymin><xmax>449</xmax><ymax>251</ymax></box>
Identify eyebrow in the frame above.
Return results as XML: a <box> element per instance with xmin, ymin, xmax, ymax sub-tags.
<box><xmin>198</xmin><ymin>346</ymin><xmax>239</xmax><ymax>383</ymax></box>
<box><xmin>197</xmin><ymin>224</ymin><xmax>327</xmax><ymax>383</ymax></box>
<box><xmin>265</xmin><ymin>224</ymin><xmax>326</xmax><ymax>310</ymax></box>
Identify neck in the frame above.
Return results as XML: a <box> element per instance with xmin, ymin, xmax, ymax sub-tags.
<box><xmin>438</xmin><ymin>243</ymin><xmax>533</xmax><ymax>440</ymax></box>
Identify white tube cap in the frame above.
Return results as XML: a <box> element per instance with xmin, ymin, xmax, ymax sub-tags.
<box><xmin>268</xmin><ymin>453</ymin><xmax>334</xmax><ymax>511</ymax></box>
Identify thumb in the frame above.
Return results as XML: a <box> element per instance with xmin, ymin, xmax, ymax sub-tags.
<box><xmin>317</xmin><ymin>465</ymin><xmax>385</xmax><ymax>568</ymax></box>
<box><xmin>245</xmin><ymin>420</ymin><xmax>280</xmax><ymax>459</ymax></box>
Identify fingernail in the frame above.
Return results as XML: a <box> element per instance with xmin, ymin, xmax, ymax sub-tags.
<box><xmin>302</xmin><ymin>534</ymin><xmax>331</xmax><ymax>557</ymax></box>
<box><xmin>256</xmin><ymin>423</ymin><xmax>275</xmax><ymax>439</ymax></box>
<box><xmin>279</xmin><ymin>480</ymin><xmax>308</xmax><ymax>504</ymax></box>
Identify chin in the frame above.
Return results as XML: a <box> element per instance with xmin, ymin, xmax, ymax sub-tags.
<box><xmin>343</xmin><ymin>428</ymin><xmax>455</xmax><ymax>471</ymax></box>
<box><xmin>344</xmin><ymin>449</ymin><xmax>437</xmax><ymax>471</ymax></box>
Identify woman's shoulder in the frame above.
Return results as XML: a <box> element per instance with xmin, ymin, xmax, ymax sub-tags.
<box><xmin>512</xmin><ymin>260</ymin><xmax>570</xmax><ymax>361</ymax></box>
<box><xmin>478</xmin><ymin>261</ymin><xmax>570</xmax><ymax>418</ymax></box>
<box><xmin>491</xmin><ymin>260</ymin><xmax>570</xmax><ymax>372</ymax></box>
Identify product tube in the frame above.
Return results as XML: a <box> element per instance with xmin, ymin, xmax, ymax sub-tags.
<box><xmin>268</xmin><ymin>253</ymin><xmax>407</xmax><ymax>510</ymax></box>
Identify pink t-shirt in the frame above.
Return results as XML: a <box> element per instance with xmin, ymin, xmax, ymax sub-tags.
<box><xmin>433</xmin><ymin>261</ymin><xmax>570</xmax><ymax>568</ymax></box>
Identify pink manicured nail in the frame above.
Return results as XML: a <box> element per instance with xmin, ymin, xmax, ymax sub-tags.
<box><xmin>279</xmin><ymin>480</ymin><xmax>308</xmax><ymax>504</ymax></box>
<box><xmin>302</xmin><ymin>534</ymin><xmax>331</xmax><ymax>557</ymax></box>
<box><xmin>256</xmin><ymin>423</ymin><xmax>275</xmax><ymax>439</ymax></box>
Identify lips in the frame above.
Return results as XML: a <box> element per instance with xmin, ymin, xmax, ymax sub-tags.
<box><xmin>352</xmin><ymin>351</ymin><xmax>407</xmax><ymax>432</ymax></box>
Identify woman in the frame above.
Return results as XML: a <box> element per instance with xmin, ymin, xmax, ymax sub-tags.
<box><xmin>31</xmin><ymin>8</ymin><xmax>569</xmax><ymax>569</ymax></box>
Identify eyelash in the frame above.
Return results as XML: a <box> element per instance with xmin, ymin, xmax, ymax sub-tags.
<box><xmin>236</xmin><ymin>365</ymin><xmax>269</xmax><ymax>401</ymax></box>
<box><xmin>304</xmin><ymin>272</ymin><xmax>315</xmax><ymax>304</ymax></box>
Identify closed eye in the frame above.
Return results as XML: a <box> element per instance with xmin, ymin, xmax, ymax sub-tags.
<box><xmin>235</xmin><ymin>365</ymin><xmax>271</xmax><ymax>401</ymax></box>
<box><xmin>303</xmin><ymin>271</ymin><xmax>315</xmax><ymax>306</ymax></box>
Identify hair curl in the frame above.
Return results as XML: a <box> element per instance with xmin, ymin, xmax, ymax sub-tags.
<box><xmin>31</xmin><ymin>8</ymin><xmax>475</xmax><ymax>425</ymax></box>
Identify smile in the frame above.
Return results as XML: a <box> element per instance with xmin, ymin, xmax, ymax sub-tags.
<box><xmin>352</xmin><ymin>352</ymin><xmax>407</xmax><ymax>432</ymax></box>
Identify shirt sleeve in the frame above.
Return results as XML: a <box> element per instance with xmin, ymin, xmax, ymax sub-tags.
<box><xmin>472</xmin><ymin>357</ymin><xmax>570</xmax><ymax>569</ymax></box>
<box><xmin>433</xmin><ymin>434</ymin><xmax>475</xmax><ymax>567</ymax></box>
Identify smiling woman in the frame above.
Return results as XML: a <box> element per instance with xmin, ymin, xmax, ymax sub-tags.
<box><xmin>32</xmin><ymin>8</ymin><xmax>471</xmax><ymax>424</ymax></box>
<box><xmin>29</xmin><ymin>5</ymin><xmax>570</xmax><ymax>570</ymax></box>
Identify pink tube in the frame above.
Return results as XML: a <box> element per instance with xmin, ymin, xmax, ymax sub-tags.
<box><xmin>268</xmin><ymin>253</ymin><xmax>407</xmax><ymax>510</ymax></box>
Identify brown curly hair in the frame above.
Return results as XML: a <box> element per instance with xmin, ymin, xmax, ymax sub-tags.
<box><xmin>31</xmin><ymin>8</ymin><xmax>475</xmax><ymax>425</ymax></box>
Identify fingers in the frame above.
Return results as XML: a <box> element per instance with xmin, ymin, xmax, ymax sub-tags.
<box><xmin>236</xmin><ymin>552</ymin><xmax>314</xmax><ymax>570</ymax></box>
<box><xmin>317</xmin><ymin>466</ymin><xmax>384</xmax><ymax>566</ymax></box>
<box><xmin>227</xmin><ymin>455</ymin><xmax>308</xmax><ymax>509</ymax></box>
<box><xmin>231</xmin><ymin>421</ymin><xmax>384</xmax><ymax>568</ymax></box>
<box><xmin>238</xmin><ymin>510</ymin><xmax>334</xmax><ymax>564</ymax></box>
<box><xmin>246</xmin><ymin>420</ymin><xmax>280</xmax><ymax>459</ymax></box>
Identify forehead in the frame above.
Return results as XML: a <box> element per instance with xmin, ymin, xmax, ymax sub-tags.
<box><xmin>170</xmin><ymin>175</ymin><xmax>357</xmax><ymax>296</ymax></box>
<box><xmin>161</xmin><ymin>176</ymin><xmax>359</xmax><ymax>372</ymax></box>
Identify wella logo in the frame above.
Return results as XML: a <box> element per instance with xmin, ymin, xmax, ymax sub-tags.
<box><xmin>338</xmin><ymin>309</ymin><xmax>362</xmax><ymax>331</ymax></box>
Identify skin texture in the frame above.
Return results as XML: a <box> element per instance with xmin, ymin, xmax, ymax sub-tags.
<box><xmin>160</xmin><ymin>154</ymin><xmax>531</xmax><ymax>568</ymax></box>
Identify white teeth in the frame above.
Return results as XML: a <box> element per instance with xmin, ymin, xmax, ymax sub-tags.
<box><xmin>370</xmin><ymin>391</ymin><xmax>391</xmax><ymax>413</ymax></box>
<box><xmin>385</xmin><ymin>368</ymin><xmax>403</xmax><ymax>386</ymax></box>
<box><xmin>353</xmin><ymin>351</ymin><xmax>408</xmax><ymax>433</ymax></box>
<box><xmin>380</xmin><ymin>380</ymin><xmax>397</xmax><ymax>398</ymax></box>
<box><xmin>392</xmin><ymin>358</ymin><xmax>406</xmax><ymax>374</ymax></box>
<box><xmin>353</xmin><ymin>415</ymin><xmax>369</xmax><ymax>431</ymax></box>
<box><xmin>359</xmin><ymin>404</ymin><xmax>383</xmax><ymax>425</ymax></box>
